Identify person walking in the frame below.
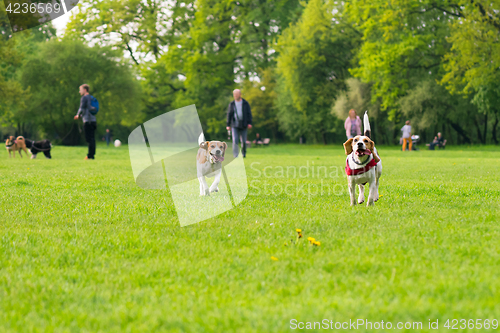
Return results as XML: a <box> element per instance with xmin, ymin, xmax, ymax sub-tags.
<box><xmin>344</xmin><ymin>109</ymin><xmax>362</xmax><ymax>139</ymax></box>
<box><xmin>226</xmin><ymin>89</ymin><xmax>252</xmax><ymax>158</ymax></box>
<box><xmin>401</xmin><ymin>120</ymin><xmax>412</xmax><ymax>151</ymax></box>
<box><xmin>74</xmin><ymin>84</ymin><xmax>97</xmax><ymax>160</ymax></box>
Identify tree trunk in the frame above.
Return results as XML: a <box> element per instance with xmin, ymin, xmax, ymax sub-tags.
<box><xmin>448</xmin><ymin>119</ymin><xmax>471</xmax><ymax>144</ymax></box>
<box><xmin>473</xmin><ymin>116</ymin><xmax>484</xmax><ymax>144</ymax></box>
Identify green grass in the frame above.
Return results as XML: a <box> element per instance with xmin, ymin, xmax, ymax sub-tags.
<box><xmin>1</xmin><ymin>143</ymin><xmax>500</xmax><ymax>332</ymax></box>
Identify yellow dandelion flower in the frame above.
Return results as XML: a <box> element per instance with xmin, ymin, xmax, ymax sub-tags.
<box><xmin>298</xmin><ymin>232</ymin><xmax>303</xmax><ymax>238</ymax></box>
<box><xmin>307</xmin><ymin>237</ymin><xmax>315</xmax><ymax>242</ymax></box>
<box><xmin>296</xmin><ymin>229</ymin><xmax>302</xmax><ymax>233</ymax></box>
<box><xmin>271</xmin><ymin>256</ymin><xmax>278</xmax><ymax>261</ymax></box>
<box><xmin>314</xmin><ymin>241</ymin><xmax>321</xmax><ymax>246</ymax></box>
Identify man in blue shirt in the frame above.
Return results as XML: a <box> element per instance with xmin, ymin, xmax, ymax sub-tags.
<box><xmin>74</xmin><ymin>84</ymin><xmax>97</xmax><ymax>160</ymax></box>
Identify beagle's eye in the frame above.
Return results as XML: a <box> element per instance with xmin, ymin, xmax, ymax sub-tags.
<box><xmin>211</xmin><ymin>145</ymin><xmax>215</xmax><ymax>148</ymax></box>
<box><xmin>354</xmin><ymin>139</ymin><xmax>358</xmax><ymax>142</ymax></box>
<box><xmin>364</xmin><ymin>139</ymin><xmax>368</xmax><ymax>143</ymax></box>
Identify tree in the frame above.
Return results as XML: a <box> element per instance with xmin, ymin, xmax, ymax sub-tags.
<box><xmin>345</xmin><ymin>0</ymin><xmax>459</xmax><ymax>119</ymax></box>
<box><xmin>275</xmin><ymin>0</ymin><xmax>360</xmax><ymax>144</ymax></box>
<box><xmin>0</xmin><ymin>5</ymin><xmax>27</xmax><ymax>127</ymax></box>
<box><xmin>65</xmin><ymin>0</ymin><xmax>196</xmax><ymax>64</ymax></box>
<box><xmin>20</xmin><ymin>39</ymin><xmax>142</xmax><ymax>144</ymax></box>
<box><xmin>399</xmin><ymin>79</ymin><xmax>473</xmax><ymax>143</ymax></box>
<box><xmin>241</xmin><ymin>68</ymin><xmax>279</xmax><ymax>140</ymax></box>
<box><xmin>440</xmin><ymin>1</ymin><xmax>500</xmax><ymax>144</ymax></box>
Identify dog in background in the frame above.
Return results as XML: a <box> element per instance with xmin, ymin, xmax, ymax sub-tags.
<box><xmin>343</xmin><ymin>112</ymin><xmax>382</xmax><ymax>206</ymax></box>
<box><xmin>197</xmin><ymin>133</ymin><xmax>227</xmax><ymax>196</ymax></box>
<box><xmin>24</xmin><ymin>139</ymin><xmax>52</xmax><ymax>159</ymax></box>
<box><xmin>5</xmin><ymin>136</ymin><xmax>29</xmax><ymax>158</ymax></box>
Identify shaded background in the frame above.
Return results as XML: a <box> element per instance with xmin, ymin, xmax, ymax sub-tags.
<box><xmin>1</xmin><ymin>0</ymin><xmax>499</xmax><ymax>146</ymax></box>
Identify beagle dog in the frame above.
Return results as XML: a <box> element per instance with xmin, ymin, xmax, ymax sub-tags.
<box><xmin>197</xmin><ymin>137</ymin><xmax>227</xmax><ymax>196</ymax></box>
<box><xmin>343</xmin><ymin>112</ymin><xmax>382</xmax><ymax>206</ymax></box>
<box><xmin>5</xmin><ymin>136</ymin><xmax>29</xmax><ymax>158</ymax></box>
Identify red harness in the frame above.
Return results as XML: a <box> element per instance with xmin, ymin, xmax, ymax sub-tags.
<box><xmin>345</xmin><ymin>157</ymin><xmax>378</xmax><ymax>176</ymax></box>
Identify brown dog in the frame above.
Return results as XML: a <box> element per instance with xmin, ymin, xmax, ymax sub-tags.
<box><xmin>5</xmin><ymin>136</ymin><xmax>29</xmax><ymax>158</ymax></box>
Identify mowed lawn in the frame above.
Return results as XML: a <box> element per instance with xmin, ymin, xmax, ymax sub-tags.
<box><xmin>1</xmin><ymin>143</ymin><xmax>500</xmax><ymax>332</ymax></box>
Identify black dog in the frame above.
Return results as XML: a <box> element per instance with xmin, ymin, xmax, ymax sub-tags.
<box><xmin>25</xmin><ymin>139</ymin><xmax>52</xmax><ymax>159</ymax></box>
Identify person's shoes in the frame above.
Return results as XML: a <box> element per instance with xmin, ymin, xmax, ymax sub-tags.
<box><xmin>84</xmin><ymin>156</ymin><xmax>95</xmax><ymax>160</ymax></box>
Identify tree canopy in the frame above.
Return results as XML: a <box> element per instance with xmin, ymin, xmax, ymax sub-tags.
<box><xmin>1</xmin><ymin>0</ymin><xmax>499</xmax><ymax>145</ymax></box>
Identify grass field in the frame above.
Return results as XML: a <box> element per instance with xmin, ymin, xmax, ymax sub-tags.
<box><xmin>1</xmin><ymin>143</ymin><xmax>500</xmax><ymax>332</ymax></box>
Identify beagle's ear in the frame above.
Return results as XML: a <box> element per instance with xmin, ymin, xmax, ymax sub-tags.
<box><xmin>222</xmin><ymin>142</ymin><xmax>227</xmax><ymax>154</ymax></box>
<box><xmin>366</xmin><ymin>138</ymin><xmax>374</xmax><ymax>151</ymax></box>
<box><xmin>200</xmin><ymin>141</ymin><xmax>210</xmax><ymax>150</ymax></box>
<box><xmin>343</xmin><ymin>138</ymin><xmax>353</xmax><ymax>155</ymax></box>
<box><xmin>368</xmin><ymin>139</ymin><xmax>381</xmax><ymax>163</ymax></box>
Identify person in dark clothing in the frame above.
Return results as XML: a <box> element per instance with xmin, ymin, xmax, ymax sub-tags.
<box><xmin>252</xmin><ymin>133</ymin><xmax>263</xmax><ymax>144</ymax></box>
<box><xmin>74</xmin><ymin>84</ymin><xmax>96</xmax><ymax>159</ymax></box>
<box><xmin>226</xmin><ymin>89</ymin><xmax>252</xmax><ymax>158</ymax></box>
<box><xmin>104</xmin><ymin>129</ymin><xmax>112</xmax><ymax>146</ymax></box>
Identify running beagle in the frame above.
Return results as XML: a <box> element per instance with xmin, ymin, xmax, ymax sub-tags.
<box><xmin>197</xmin><ymin>134</ymin><xmax>227</xmax><ymax>196</ymax></box>
<box><xmin>343</xmin><ymin>112</ymin><xmax>382</xmax><ymax>206</ymax></box>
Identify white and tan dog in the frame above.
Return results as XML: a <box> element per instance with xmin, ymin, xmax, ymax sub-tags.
<box><xmin>343</xmin><ymin>112</ymin><xmax>382</xmax><ymax>206</ymax></box>
<box><xmin>197</xmin><ymin>134</ymin><xmax>227</xmax><ymax>196</ymax></box>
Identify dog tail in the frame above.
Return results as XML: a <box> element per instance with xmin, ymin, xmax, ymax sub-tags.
<box><xmin>363</xmin><ymin>111</ymin><xmax>371</xmax><ymax>138</ymax></box>
<box><xmin>198</xmin><ymin>132</ymin><xmax>205</xmax><ymax>145</ymax></box>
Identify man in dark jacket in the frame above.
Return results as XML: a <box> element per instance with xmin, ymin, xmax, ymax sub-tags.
<box><xmin>74</xmin><ymin>84</ymin><xmax>96</xmax><ymax>160</ymax></box>
<box><xmin>226</xmin><ymin>89</ymin><xmax>252</xmax><ymax>158</ymax></box>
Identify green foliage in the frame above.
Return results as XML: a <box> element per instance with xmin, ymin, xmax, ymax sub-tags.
<box><xmin>441</xmin><ymin>1</ymin><xmax>500</xmax><ymax>95</ymax></box>
<box><xmin>332</xmin><ymin>78</ymin><xmax>377</xmax><ymax>120</ymax></box>
<box><xmin>345</xmin><ymin>0</ymin><xmax>456</xmax><ymax>119</ymax></box>
<box><xmin>232</xmin><ymin>0</ymin><xmax>303</xmax><ymax>77</ymax></box>
<box><xmin>66</xmin><ymin>0</ymin><xmax>195</xmax><ymax>63</ymax></box>
<box><xmin>399</xmin><ymin>79</ymin><xmax>474</xmax><ymax>143</ymax></box>
<box><xmin>0</xmin><ymin>7</ymin><xmax>26</xmax><ymax>125</ymax></box>
<box><xmin>242</xmin><ymin>68</ymin><xmax>278</xmax><ymax>139</ymax></box>
<box><xmin>3</xmin><ymin>0</ymin><xmax>500</xmax><ymax>144</ymax></box>
<box><xmin>275</xmin><ymin>0</ymin><xmax>360</xmax><ymax>143</ymax></box>
<box><xmin>20</xmin><ymin>39</ymin><xmax>142</xmax><ymax>144</ymax></box>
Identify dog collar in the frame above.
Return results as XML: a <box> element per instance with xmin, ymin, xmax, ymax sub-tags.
<box><xmin>345</xmin><ymin>156</ymin><xmax>378</xmax><ymax>176</ymax></box>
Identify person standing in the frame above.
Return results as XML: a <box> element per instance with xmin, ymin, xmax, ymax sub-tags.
<box><xmin>104</xmin><ymin>129</ymin><xmax>112</xmax><ymax>147</ymax></box>
<box><xmin>226</xmin><ymin>89</ymin><xmax>252</xmax><ymax>158</ymax></box>
<box><xmin>401</xmin><ymin>120</ymin><xmax>412</xmax><ymax>151</ymax></box>
<box><xmin>344</xmin><ymin>109</ymin><xmax>362</xmax><ymax>139</ymax></box>
<box><xmin>74</xmin><ymin>84</ymin><xmax>97</xmax><ymax>160</ymax></box>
